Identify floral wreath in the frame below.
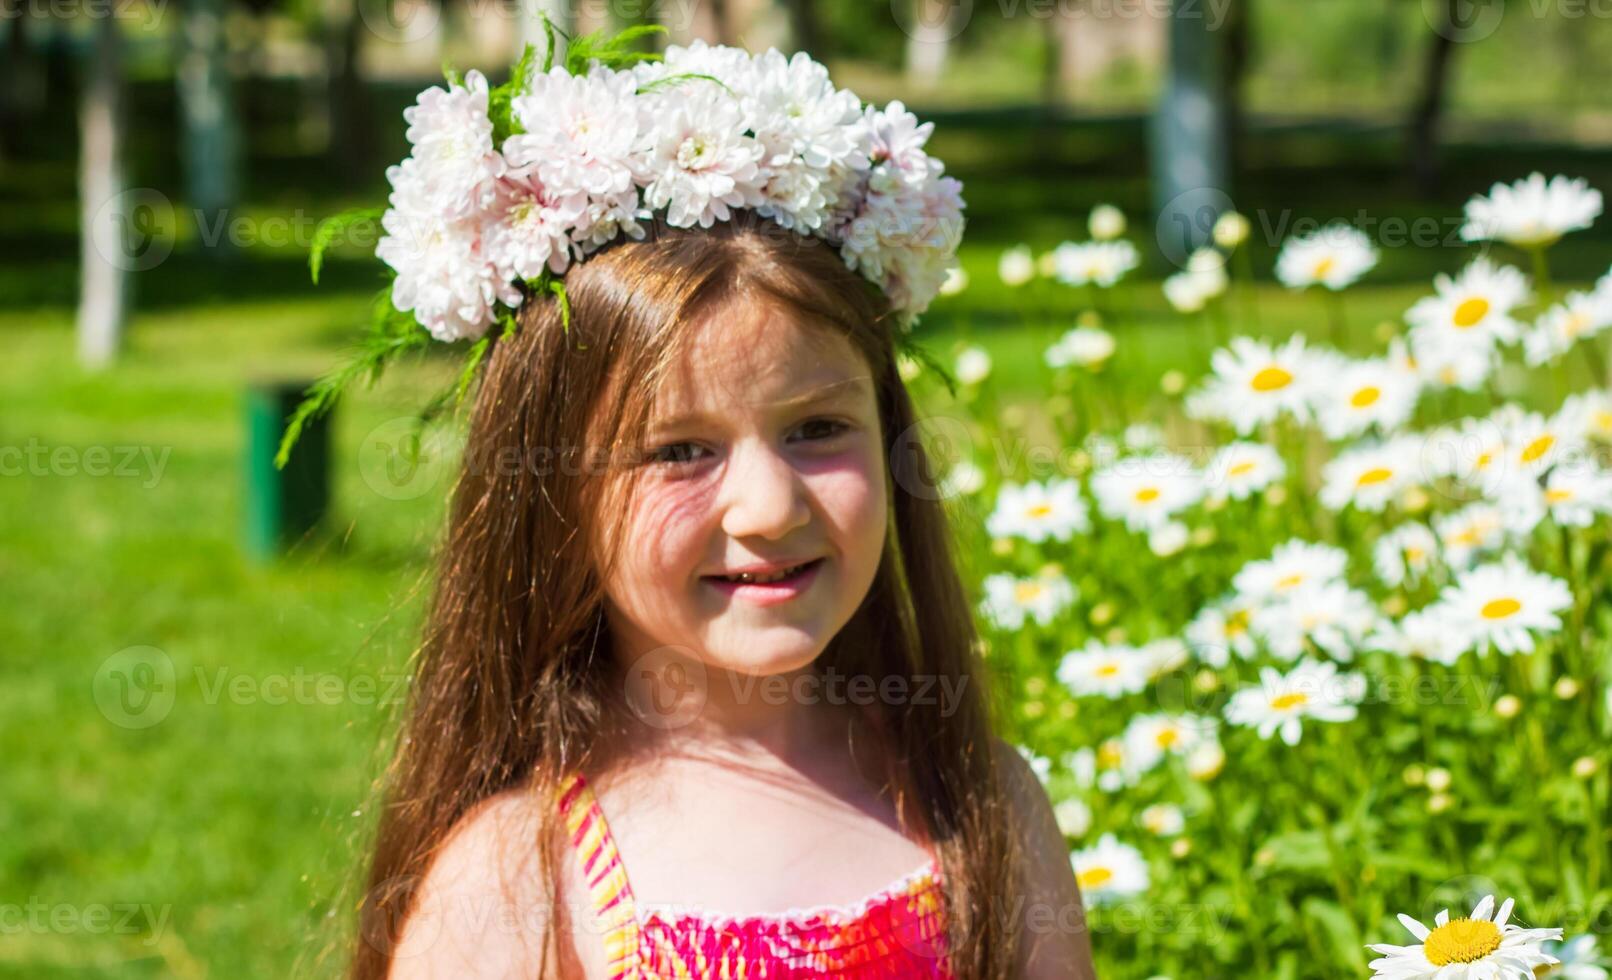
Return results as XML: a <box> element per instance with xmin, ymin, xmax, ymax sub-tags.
<box><xmin>277</xmin><ymin>20</ymin><xmax>965</xmax><ymax>466</ymax></box>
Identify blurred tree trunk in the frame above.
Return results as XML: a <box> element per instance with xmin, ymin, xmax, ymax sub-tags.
<box><xmin>905</xmin><ymin>0</ymin><xmax>957</xmax><ymax>89</ymax></box>
<box><xmin>324</xmin><ymin>0</ymin><xmax>372</xmax><ymax>186</ymax></box>
<box><xmin>1218</xmin><ymin>0</ymin><xmax>1250</xmax><ymax>179</ymax></box>
<box><xmin>1</xmin><ymin>8</ymin><xmax>38</xmax><ymax>160</ymax></box>
<box><xmin>78</xmin><ymin>14</ymin><xmax>126</xmax><ymax>369</ymax></box>
<box><xmin>1151</xmin><ymin>0</ymin><xmax>1229</xmax><ymax>255</ymax></box>
<box><xmin>788</xmin><ymin>0</ymin><xmax>819</xmax><ymax>55</ymax></box>
<box><xmin>179</xmin><ymin>0</ymin><xmax>241</xmax><ymax>257</ymax></box>
<box><xmin>1407</xmin><ymin>0</ymin><xmax>1458</xmax><ymax>196</ymax></box>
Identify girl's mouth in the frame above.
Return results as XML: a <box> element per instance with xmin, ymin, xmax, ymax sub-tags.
<box><xmin>702</xmin><ymin>558</ymin><xmax>825</xmax><ymax>604</ymax></box>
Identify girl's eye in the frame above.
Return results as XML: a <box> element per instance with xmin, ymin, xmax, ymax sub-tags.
<box><xmin>795</xmin><ymin>418</ymin><xmax>850</xmax><ymax>442</ymax></box>
<box><xmin>647</xmin><ymin>442</ymin><xmax>707</xmax><ymax>466</ymax></box>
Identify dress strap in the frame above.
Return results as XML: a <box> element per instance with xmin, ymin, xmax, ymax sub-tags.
<box><xmin>556</xmin><ymin>772</ymin><xmax>642</xmax><ymax>977</ymax></box>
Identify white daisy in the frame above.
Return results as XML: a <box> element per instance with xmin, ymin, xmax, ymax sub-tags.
<box><xmin>1461</xmin><ymin>172</ymin><xmax>1603</xmax><ymax>248</ymax></box>
<box><xmin>1319</xmin><ymin>438</ymin><xmax>1422</xmax><ymax>513</ymax></box>
<box><xmin>1224</xmin><ymin>659</ymin><xmax>1364</xmax><ymax>746</ymax></box>
<box><xmin>1437</xmin><ymin>554</ymin><xmax>1572</xmax><ymax>655</ymax></box>
<box><xmin>1122</xmin><ymin>712</ymin><xmax>1217</xmax><ymax>774</ymax></box>
<box><xmin>1233</xmin><ymin>539</ymin><xmax>1349</xmax><ymax>602</ymax></box>
<box><xmin>1053</xmin><ymin>240</ymin><xmax>1140</xmax><ymax>288</ymax></box>
<box><xmin>1275</xmin><ymin>223</ymin><xmax>1377</xmax><ymax>290</ymax></box>
<box><xmin>1405</xmin><ymin>257</ymin><xmax>1530</xmax><ymax>350</ymax></box>
<box><xmin>1139</xmin><ymin>803</ymin><xmax>1185</xmax><ymax>837</ymax></box>
<box><xmin>1140</xmin><ymin>637</ymin><xmax>1191</xmax><ymax>677</ymax></box>
<box><xmin>1204</xmin><ymin>442</ymin><xmax>1286</xmax><ymax>502</ymax></box>
<box><xmin>1555</xmin><ymin>388</ymin><xmax>1612</xmax><ymax>445</ymax></box>
<box><xmin>1524</xmin><ymin>290</ymin><xmax>1612</xmax><ymax>367</ymax></box>
<box><xmin>1045</xmin><ymin>325</ymin><xmax>1116</xmax><ymax>369</ymax></box>
<box><xmin>1315</xmin><ymin>356</ymin><xmax>1423</xmax><ymax>440</ymax></box>
<box><xmin>1373</xmin><ymin>522</ymin><xmax>1440</xmax><ymax>588</ymax></box>
<box><xmin>1162</xmin><ymin>248</ymin><xmax>1230</xmax><ymax>312</ymax></box>
<box><xmin>1434</xmin><ymin>502</ymin><xmax>1507</xmax><ymax>570</ymax></box>
<box><xmin>1409</xmin><ymin>328</ymin><xmax>1499</xmax><ymax>392</ymax></box>
<box><xmin>1069</xmin><ymin>834</ymin><xmax>1150</xmax><ymax>904</ymax></box>
<box><xmin>1366</xmin><ymin>607</ymin><xmax>1470</xmax><ymax>667</ymax></box>
<box><xmin>1185</xmin><ymin>596</ymin><xmax>1259</xmax><ymax>667</ymax></box>
<box><xmin>1053</xmin><ymin>797</ymin><xmax>1093</xmax><ymax>839</ymax></box>
<box><xmin>1194</xmin><ymin>334</ymin><xmax>1323</xmax><ymax>434</ymax></box>
<box><xmin>1185</xmin><ymin>740</ymin><xmax>1226</xmax><ymax>780</ymax></box>
<box><xmin>1090</xmin><ymin>453</ymin><xmax>1205</xmax><ymax>532</ymax></box>
<box><xmin>1056</xmin><ymin>640</ymin><xmax>1152</xmax><ymax>699</ymax></box>
<box><xmin>1213</xmin><ymin>210</ymin><xmax>1250</xmax><ymax>249</ymax></box>
<box><xmin>1540</xmin><ymin>934</ymin><xmax>1609</xmax><ymax>979</ymax></box>
<box><xmin>639</xmin><ymin>81</ymin><xmax>765</xmax><ymax>229</ymax></box>
<box><xmin>985</xmin><ymin>480</ymin><xmax>1090</xmax><ymax>543</ymax></box>
<box><xmin>1016</xmin><ymin>745</ymin><xmax>1052</xmax><ymax>784</ymax></box>
<box><xmin>1368</xmin><ymin>894</ymin><xmax>1561</xmax><ymax>979</ymax></box>
<box><xmin>1148</xmin><ymin>520</ymin><xmax>1190</xmax><ymax>557</ymax></box>
<box><xmin>1537</xmin><ymin>461</ymin><xmax>1612</xmax><ymax>527</ymax></box>
<box><xmin>980</xmin><ymin>569</ymin><xmax>1077</xmax><ymax>631</ymax></box>
<box><xmin>1250</xmin><ymin>581</ymin><xmax>1380</xmax><ymax>662</ymax></box>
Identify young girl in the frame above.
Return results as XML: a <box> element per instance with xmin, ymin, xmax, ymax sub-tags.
<box><xmin>326</xmin><ymin>37</ymin><xmax>1095</xmax><ymax>980</ymax></box>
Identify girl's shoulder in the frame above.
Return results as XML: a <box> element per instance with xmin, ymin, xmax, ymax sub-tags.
<box><xmin>388</xmin><ymin>782</ymin><xmax>594</xmax><ymax>978</ymax></box>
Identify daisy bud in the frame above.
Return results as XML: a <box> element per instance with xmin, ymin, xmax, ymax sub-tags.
<box><xmin>1161</xmin><ymin>370</ymin><xmax>1186</xmax><ymax>395</ymax></box>
<box><xmin>1553</xmin><ymin>677</ymin><xmax>1581</xmax><ymax>700</ymax></box>
<box><xmin>1089</xmin><ymin>602</ymin><xmax>1115</xmax><ymax>627</ymax></box>
<box><xmin>1403</xmin><ymin>764</ymin><xmax>1426</xmax><ymax>787</ymax></box>
<box><xmin>1023</xmin><ymin>700</ymin><xmax>1045</xmax><ymax>718</ymax></box>
<box><xmin>999</xmin><ymin>245</ymin><xmax>1034</xmax><ymax>286</ymax></box>
<box><xmin>1212</xmin><ymin>211</ymin><xmax>1249</xmax><ymax>249</ymax></box>
<box><xmin>1190</xmin><ymin>526</ymin><xmax>1217</xmax><ymax>547</ymax></box>
<box><xmin>1494</xmin><ymin>694</ymin><xmax>1522</xmax><ymax>719</ymax></box>
<box><xmin>1193</xmin><ymin>669</ymin><xmax>1220</xmax><ymax>694</ymax></box>
<box><xmin>1170</xmin><ymin>838</ymin><xmax>1192</xmax><ymax>859</ymax></box>
<box><xmin>1427</xmin><ymin>792</ymin><xmax>1454</xmax><ymax>813</ymax></box>
<box><xmin>897</xmin><ymin>353</ymin><xmax>922</xmax><ymax>382</ymax></box>
<box><xmin>1090</xmin><ymin>204</ymin><xmax>1127</xmax><ymax>241</ymax></box>
<box><xmin>1572</xmin><ymin>756</ymin><xmax>1599</xmax><ymax>780</ymax></box>
<box><xmin>1036</xmin><ymin>251</ymin><xmax>1059</xmax><ymax>278</ymax></box>
<box><xmin>1425</xmin><ymin>767</ymin><xmax>1452</xmax><ymax>792</ymax></box>
<box><xmin>1104</xmin><ymin>626</ymin><xmax>1127</xmax><ymax>645</ymax></box>
<box><xmin>1054</xmin><ymin>798</ymin><xmax>1092</xmax><ymax>838</ymax></box>
<box><xmin>1265</xmin><ymin>484</ymin><xmax>1288</xmax><ymax>506</ymax></box>
<box><xmin>955</xmin><ymin>346</ymin><xmax>992</xmax><ymax>386</ymax></box>
<box><xmin>990</xmin><ymin>538</ymin><xmax>1013</xmax><ymax>557</ymax></box>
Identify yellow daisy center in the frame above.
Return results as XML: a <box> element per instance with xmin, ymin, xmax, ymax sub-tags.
<box><xmin>1356</xmin><ymin>467</ymin><xmax>1394</xmax><ymax>487</ymax></box>
<box><xmin>1545</xmin><ymin>488</ymin><xmax>1574</xmax><ymax>504</ymax></box>
<box><xmin>1564</xmin><ymin>314</ymin><xmax>1588</xmax><ymax>337</ymax></box>
<box><xmin>1155</xmin><ymin>728</ymin><xmax>1180</xmax><ymax>748</ymax></box>
<box><xmin>1452</xmin><ymin>297</ymin><xmax>1491</xmax><ymax>328</ymax></box>
<box><xmin>1251</xmin><ymin>366</ymin><xmax>1293</xmax><ymax>392</ymax></box>
<box><xmin>1424</xmin><ymin>917</ymin><xmax>1503</xmax><ymax>966</ymax></box>
<box><xmin>1026</xmin><ymin>503</ymin><xmax>1053</xmax><ymax>518</ymax></box>
<box><xmin>1096</xmin><ymin>663</ymin><xmax>1120</xmax><ymax>678</ymax></box>
<box><xmin>1481</xmin><ymin>597</ymin><xmax>1521</xmax><ymax>620</ymax></box>
<box><xmin>1275</xmin><ymin>573</ymin><xmax>1306</xmax><ymax>591</ymax></box>
<box><xmin>1270</xmin><ymin>692</ymin><xmax>1308</xmax><ymax>711</ymax></box>
<box><xmin>1227</xmin><ymin>610</ymin><xmax>1250</xmax><ymax>634</ymax></box>
<box><xmin>1595</xmin><ymin>410</ymin><xmax>1612</xmax><ymax>433</ymax></box>
<box><xmin>1312</xmin><ymin>257</ymin><xmax>1335</xmax><ymax>279</ymax></box>
<box><xmin>1520</xmin><ymin>435</ymin><xmax>1555</xmax><ymax>464</ymax></box>
<box><xmin>1228</xmin><ymin>460</ymin><xmax>1256</xmax><ymax>477</ymax></box>
<box><xmin>1015</xmin><ymin>582</ymin><xmax>1045</xmax><ymax>603</ymax></box>
<box><xmin>1135</xmin><ymin>487</ymin><xmax>1161</xmax><ymax>503</ymax></box>
<box><xmin>1350</xmin><ymin>386</ymin><xmax>1382</xmax><ymax>408</ymax></box>
<box><xmin>1077</xmin><ymin>866</ymin><xmax>1114</xmax><ymax>890</ymax></box>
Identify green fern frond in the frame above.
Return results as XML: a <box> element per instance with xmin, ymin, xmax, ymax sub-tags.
<box><xmin>309</xmin><ymin>207</ymin><xmax>384</xmax><ymax>285</ymax></box>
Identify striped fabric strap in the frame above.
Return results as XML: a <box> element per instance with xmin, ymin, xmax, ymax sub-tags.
<box><xmin>557</xmin><ymin>772</ymin><xmax>642</xmax><ymax>978</ymax></box>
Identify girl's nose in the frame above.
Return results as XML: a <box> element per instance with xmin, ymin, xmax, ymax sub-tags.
<box><xmin>718</xmin><ymin>440</ymin><xmax>811</xmax><ymax>541</ymax></box>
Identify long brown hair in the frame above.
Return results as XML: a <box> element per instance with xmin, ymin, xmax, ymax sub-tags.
<box><xmin>347</xmin><ymin>211</ymin><xmax>1020</xmax><ymax>978</ymax></box>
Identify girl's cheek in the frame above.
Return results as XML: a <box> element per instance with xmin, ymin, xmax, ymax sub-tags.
<box><xmin>807</xmin><ymin>448</ymin><xmax>887</xmax><ymax>546</ymax></box>
<box><xmin>627</xmin><ymin>475</ymin><xmax>720</xmax><ymax>576</ymax></box>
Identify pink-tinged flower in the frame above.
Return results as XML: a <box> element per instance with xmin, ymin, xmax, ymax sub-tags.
<box><xmin>505</xmin><ymin>66</ymin><xmax>644</xmax><ymax>201</ymax></box>
<box><xmin>482</xmin><ymin>173</ymin><xmax>586</xmax><ymax>282</ymax></box>
<box><xmin>638</xmin><ymin>82</ymin><xmax>765</xmax><ymax>229</ymax></box>
<box><xmin>401</xmin><ymin>69</ymin><xmax>505</xmax><ymax>219</ymax></box>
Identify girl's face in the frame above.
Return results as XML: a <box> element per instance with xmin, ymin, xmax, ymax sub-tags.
<box><xmin>599</xmin><ymin>297</ymin><xmax>888</xmax><ymax>681</ymax></box>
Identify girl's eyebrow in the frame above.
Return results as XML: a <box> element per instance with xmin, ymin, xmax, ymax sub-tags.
<box><xmin>650</xmin><ymin>374</ymin><xmax>872</xmax><ymax>430</ymax></box>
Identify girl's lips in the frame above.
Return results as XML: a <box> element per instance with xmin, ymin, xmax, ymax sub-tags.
<box><xmin>702</xmin><ymin>558</ymin><xmax>826</xmax><ymax>605</ymax></box>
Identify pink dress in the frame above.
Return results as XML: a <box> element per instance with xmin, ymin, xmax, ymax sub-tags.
<box><xmin>557</xmin><ymin>772</ymin><xmax>953</xmax><ymax>978</ymax></box>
